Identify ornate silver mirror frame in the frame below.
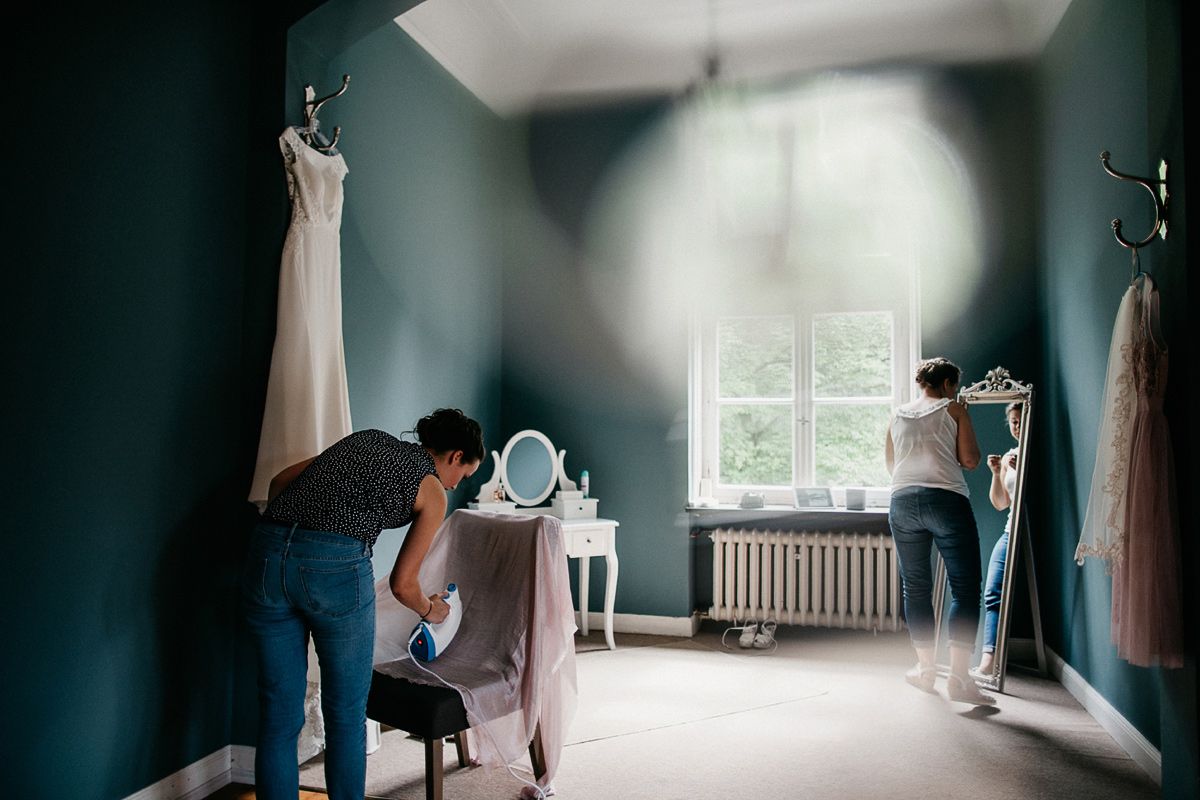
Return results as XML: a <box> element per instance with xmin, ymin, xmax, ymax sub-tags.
<box><xmin>932</xmin><ymin>367</ymin><xmax>1047</xmax><ymax>693</ymax></box>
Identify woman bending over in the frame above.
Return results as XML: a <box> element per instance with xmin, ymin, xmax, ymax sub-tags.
<box><xmin>241</xmin><ymin>408</ymin><xmax>483</xmax><ymax>800</ymax></box>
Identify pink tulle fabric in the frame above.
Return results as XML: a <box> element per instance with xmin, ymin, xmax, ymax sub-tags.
<box><xmin>373</xmin><ymin>510</ymin><xmax>578</xmax><ymax>790</ymax></box>
<box><xmin>1109</xmin><ymin>277</ymin><xmax>1183</xmax><ymax>668</ymax></box>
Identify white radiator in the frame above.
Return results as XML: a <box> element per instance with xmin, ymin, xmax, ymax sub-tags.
<box><xmin>709</xmin><ymin>528</ymin><xmax>904</xmax><ymax>632</ymax></box>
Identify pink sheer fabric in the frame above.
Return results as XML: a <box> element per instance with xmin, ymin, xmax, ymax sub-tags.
<box><xmin>373</xmin><ymin>510</ymin><xmax>578</xmax><ymax>790</ymax></box>
<box><xmin>1110</xmin><ymin>276</ymin><xmax>1183</xmax><ymax>668</ymax></box>
<box><xmin>1077</xmin><ymin>274</ymin><xmax>1183</xmax><ymax>668</ymax></box>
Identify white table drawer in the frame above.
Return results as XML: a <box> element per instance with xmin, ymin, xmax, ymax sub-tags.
<box><xmin>565</xmin><ymin>527</ymin><xmax>609</xmax><ymax>557</ymax></box>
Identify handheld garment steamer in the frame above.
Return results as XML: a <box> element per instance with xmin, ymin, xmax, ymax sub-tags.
<box><xmin>408</xmin><ymin>584</ymin><xmax>462</xmax><ymax>661</ymax></box>
<box><xmin>403</xmin><ymin>584</ymin><xmax>549</xmax><ymax>799</ymax></box>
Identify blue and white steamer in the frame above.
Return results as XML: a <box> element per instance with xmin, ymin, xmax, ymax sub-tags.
<box><xmin>408</xmin><ymin>584</ymin><xmax>462</xmax><ymax>662</ymax></box>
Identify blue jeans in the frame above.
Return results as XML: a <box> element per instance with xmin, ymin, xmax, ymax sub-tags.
<box><xmin>981</xmin><ymin>531</ymin><xmax>1008</xmax><ymax>653</ymax></box>
<box><xmin>888</xmin><ymin>487</ymin><xmax>982</xmax><ymax>650</ymax></box>
<box><xmin>240</xmin><ymin>521</ymin><xmax>376</xmax><ymax>800</ymax></box>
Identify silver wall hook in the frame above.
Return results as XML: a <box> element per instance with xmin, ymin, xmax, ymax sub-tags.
<box><xmin>1100</xmin><ymin>151</ymin><xmax>1169</xmax><ymax>249</ymax></box>
<box><xmin>302</xmin><ymin>75</ymin><xmax>350</xmax><ymax>152</ymax></box>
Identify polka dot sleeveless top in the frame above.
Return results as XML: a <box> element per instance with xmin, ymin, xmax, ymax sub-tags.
<box><xmin>264</xmin><ymin>429</ymin><xmax>439</xmax><ymax>547</ymax></box>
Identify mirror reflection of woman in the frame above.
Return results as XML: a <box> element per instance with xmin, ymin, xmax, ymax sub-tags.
<box><xmin>973</xmin><ymin>402</ymin><xmax>1021</xmax><ymax>681</ymax></box>
<box><xmin>885</xmin><ymin>357</ymin><xmax>994</xmax><ymax>705</ymax></box>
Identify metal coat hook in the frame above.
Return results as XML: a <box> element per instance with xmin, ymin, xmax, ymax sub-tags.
<box><xmin>1100</xmin><ymin>151</ymin><xmax>1169</xmax><ymax>249</ymax></box>
<box><xmin>302</xmin><ymin>74</ymin><xmax>350</xmax><ymax>151</ymax></box>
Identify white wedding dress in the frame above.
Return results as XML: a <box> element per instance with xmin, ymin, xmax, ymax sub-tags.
<box><xmin>248</xmin><ymin>127</ymin><xmax>353</xmax><ymax>509</ymax></box>
<box><xmin>249</xmin><ymin>128</ymin><xmax>355</xmax><ymax>761</ymax></box>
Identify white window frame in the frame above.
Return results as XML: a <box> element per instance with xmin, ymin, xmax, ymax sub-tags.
<box><xmin>690</xmin><ymin>266</ymin><xmax>920</xmax><ymax>506</ymax></box>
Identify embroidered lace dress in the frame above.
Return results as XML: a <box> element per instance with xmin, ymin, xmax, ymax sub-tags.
<box><xmin>1077</xmin><ymin>274</ymin><xmax>1183</xmax><ymax>668</ymax></box>
<box><xmin>1075</xmin><ymin>283</ymin><xmax>1138</xmax><ymax>566</ymax></box>
<box><xmin>248</xmin><ymin>127</ymin><xmax>353</xmax><ymax>509</ymax></box>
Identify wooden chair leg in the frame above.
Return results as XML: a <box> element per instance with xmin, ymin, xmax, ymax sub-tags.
<box><xmin>424</xmin><ymin>736</ymin><xmax>444</xmax><ymax>800</ymax></box>
<box><xmin>527</xmin><ymin>722</ymin><xmax>547</xmax><ymax>781</ymax></box>
<box><xmin>452</xmin><ymin>730</ymin><xmax>471</xmax><ymax>768</ymax></box>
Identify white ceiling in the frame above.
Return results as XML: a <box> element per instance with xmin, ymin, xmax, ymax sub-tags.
<box><xmin>395</xmin><ymin>0</ymin><xmax>1073</xmax><ymax>115</ymax></box>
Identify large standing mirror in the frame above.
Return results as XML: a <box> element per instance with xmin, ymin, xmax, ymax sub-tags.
<box><xmin>932</xmin><ymin>367</ymin><xmax>1046</xmax><ymax>693</ymax></box>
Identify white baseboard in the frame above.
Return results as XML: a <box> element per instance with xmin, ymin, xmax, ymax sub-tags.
<box><xmin>123</xmin><ymin>747</ymin><xmax>233</xmax><ymax>800</ymax></box>
<box><xmin>1046</xmin><ymin>646</ymin><xmax>1161</xmax><ymax>784</ymax></box>
<box><xmin>577</xmin><ymin>611</ymin><xmax>701</xmax><ymax>637</ymax></box>
<box><xmin>230</xmin><ymin>744</ymin><xmax>257</xmax><ymax>785</ymax></box>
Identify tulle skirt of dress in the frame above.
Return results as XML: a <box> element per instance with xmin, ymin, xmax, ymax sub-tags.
<box><xmin>1111</xmin><ymin>397</ymin><xmax>1184</xmax><ymax>668</ymax></box>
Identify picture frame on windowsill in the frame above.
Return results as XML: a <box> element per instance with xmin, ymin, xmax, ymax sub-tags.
<box><xmin>793</xmin><ymin>487</ymin><xmax>834</xmax><ymax>509</ymax></box>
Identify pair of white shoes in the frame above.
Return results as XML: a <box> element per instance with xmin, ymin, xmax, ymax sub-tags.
<box><xmin>905</xmin><ymin>664</ymin><xmax>996</xmax><ymax>705</ymax></box>
<box><xmin>737</xmin><ymin>619</ymin><xmax>777</xmax><ymax>649</ymax></box>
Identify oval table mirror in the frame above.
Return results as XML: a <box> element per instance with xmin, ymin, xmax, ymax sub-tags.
<box><xmin>501</xmin><ymin>430</ymin><xmax>558</xmax><ymax>507</ymax></box>
<box><xmin>473</xmin><ymin>429</ymin><xmax>577</xmax><ymax>509</ymax></box>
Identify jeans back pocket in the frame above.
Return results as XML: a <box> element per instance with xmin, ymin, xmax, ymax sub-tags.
<box><xmin>299</xmin><ymin>561</ymin><xmax>367</xmax><ymax>618</ymax></box>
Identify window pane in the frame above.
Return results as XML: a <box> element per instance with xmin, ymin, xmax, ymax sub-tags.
<box><xmin>718</xmin><ymin>317</ymin><xmax>793</xmax><ymax>398</ymax></box>
<box><xmin>813</xmin><ymin>313</ymin><xmax>892</xmax><ymax>397</ymax></box>
<box><xmin>814</xmin><ymin>404</ymin><xmax>891</xmax><ymax>487</ymax></box>
<box><xmin>719</xmin><ymin>404</ymin><xmax>793</xmax><ymax>486</ymax></box>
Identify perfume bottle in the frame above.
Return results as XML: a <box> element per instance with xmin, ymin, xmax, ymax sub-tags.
<box><xmin>580</xmin><ymin>470</ymin><xmax>589</xmax><ymax>499</ymax></box>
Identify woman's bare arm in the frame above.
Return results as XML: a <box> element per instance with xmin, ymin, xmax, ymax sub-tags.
<box><xmin>389</xmin><ymin>474</ymin><xmax>450</xmax><ymax>623</ymax></box>
<box><xmin>987</xmin><ymin>455</ymin><xmax>1011</xmax><ymax>510</ymax></box>
<box><xmin>885</xmin><ymin>420</ymin><xmax>895</xmax><ymax>475</ymax></box>
<box><xmin>948</xmin><ymin>401</ymin><xmax>981</xmax><ymax>470</ymax></box>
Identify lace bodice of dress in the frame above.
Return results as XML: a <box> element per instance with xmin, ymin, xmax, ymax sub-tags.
<box><xmin>1128</xmin><ymin>274</ymin><xmax>1167</xmax><ymax>406</ymax></box>
<box><xmin>279</xmin><ymin>126</ymin><xmax>348</xmax><ymax>228</ymax></box>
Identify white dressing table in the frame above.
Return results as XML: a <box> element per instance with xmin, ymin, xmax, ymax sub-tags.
<box><xmin>521</xmin><ymin>509</ymin><xmax>619</xmax><ymax>650</ymax></box>
<box><xmin>471</xmin><ymin>429</ymin><xmax>620</xmax><ymax>650</ymax></box>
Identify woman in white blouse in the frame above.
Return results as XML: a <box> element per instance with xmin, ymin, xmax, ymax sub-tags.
<box><xmin>886</xmin><ymin>357</ymin><xmax>993</xmax><ymax>705</ymax></box>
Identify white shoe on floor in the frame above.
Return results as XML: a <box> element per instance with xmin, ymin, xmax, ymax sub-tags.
<box><xmin>905</xmin><ymin>663</ymin><xmax>937</xmax><ymax>693</ymax></box>
<box><xmin>738</xmin><ymin>620</ymin><xmax>758</xmax><ymax>648</ymax></box>
<box><xmin>968</xmin><ymin>666</ymin><xmax>994</xmax><ymax>684</ymax></box>
<box><xmin>947</xmin><ymin>674</ymin><xmax>997</xmax><ymax>705</ymax></box>
<box><xmin>753</xmin><ymin>619</ymin><xmax>777</xmax><ymax>649</ymax></box>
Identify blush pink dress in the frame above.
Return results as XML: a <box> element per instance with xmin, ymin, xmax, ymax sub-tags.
<box><xmin>1077</xmin><ymin>274</ymin><xmax>1183</xmax><ymax>668</ymax></box>
<box><xmin>1110</xmin><ymin>274</ymin><xmax>1183</xmax><ymax>668</ymax></box>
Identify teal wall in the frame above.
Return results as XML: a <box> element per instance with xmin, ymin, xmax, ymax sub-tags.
<box><xmin>1035</xmin><ymin>0</ymin><xmax>1197</xmax><ymax>795</ymax></box>
<box><xmin>8</xmin><ymin>0</ymin><xmax>508</xmax><ymax>792</ymax></box>
<box><xmin>320</xmin><ymin>22</ymin><xmax>509</xmax><ymax>523</ymax></box>
<box><xmin>501</xmin><ymin>102</ymin><xmax>694</xmax><ymax>617</ymax></box>
<box><xmin>918</xmin><ymin>67</ymin><xmax>1043</xmax><ymax>650</ymax></box>
<box><xmin>5</xmin><ymin>2</ymin><xmax>319</xmax><ymax>796</ymax></box>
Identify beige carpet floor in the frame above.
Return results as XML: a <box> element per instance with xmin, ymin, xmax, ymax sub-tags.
<box><xmin>297</xmin><ymin>625</ymin><xmax>1159</xmax><ymax>800</ymax></box>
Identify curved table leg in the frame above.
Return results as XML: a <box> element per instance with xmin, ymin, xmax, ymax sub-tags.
<box><xmin>604</xmin><ymin>547</ymin><xmax>619</xmax><ymax>650</ymax></box>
